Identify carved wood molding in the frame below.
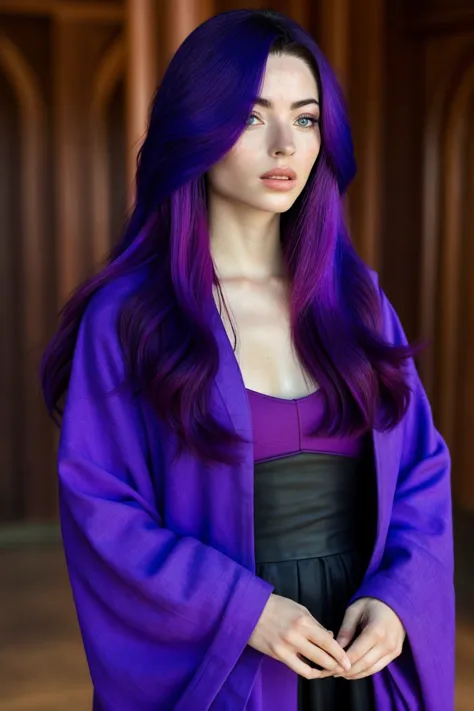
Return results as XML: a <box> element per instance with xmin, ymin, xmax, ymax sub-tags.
<box><xmin>0</xmin><ymin>0</ymin><xmax>124</xmax><ymax>22</ymax></box>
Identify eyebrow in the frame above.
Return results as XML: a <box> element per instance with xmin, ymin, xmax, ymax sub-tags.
<box><xmin>253</xmin><ymin>97</ymin><xmax>320</xmax><ymax>110</ymax></box>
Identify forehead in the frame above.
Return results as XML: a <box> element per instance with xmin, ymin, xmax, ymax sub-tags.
<box><xmin>259</xmin><ymin>54</ymin><xmax>319</xmax><ymax>102</ymax></box>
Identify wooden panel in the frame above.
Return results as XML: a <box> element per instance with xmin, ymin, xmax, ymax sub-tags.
<box><xmin>0</xmin><ymin>14</ymin><xmax>52</xmax><ymax>101</ymax></box>
<box><xmin>437</xmin><ymin>60</ymin><xmax>473</xmax><ymax>460</ymax></box>
<box><xmin>418</xmin><ymin>36</ymin><xmax>474</xmax><ymax>403</ymax></box>
<box><xmin>0</xmin><ymin>67</ymin><xmax>22</xmax><ymax>522</ymax></box>
<box><xmin>378</xmin><ymin>0</ymin><xmax>423</xmax><ymax>345</ymax></box>
<box><xmin>0</xmin><ymin>27</ymin><xmax>55</xmax><ymax>522</ymax></box>
<box><xmin>410</xmin><ymin>0</ymin><xmax>474</xmax><ymax>33</ymax></box>
<box><xmin>106</xmin><ymin>78</ymin><xmax>127</xmax><ymax>250</ymax></box>
<box><xmin>416</xmin><ymin>14</ymin><xmax>474</xmax><ymax>511</ymax></box>
<box><xmin>346</xmin><ymin>0</ymin><xmax>383</xmax><ymax>270</ymax></box>
<box><xmin>0</xmin><ymin>9</ymin><xmax>122</xmax><ymax>523</ymax></box>
<box><xmin>455</xmin><ymin>92</ymin><xmax>474</xmax><ymax>510</ymax></box>
<box><xmin>53</xmin><ymin>18</ymin><xmax>120</xmax><ymax>303</ymax></box>
<box><xmin>90</xmin><ymin>35</ymin><xmax>125</xmax><ymax>266</ymax></box>
<box><xmin>0</xmin><ymin>0</ymin><xmax>123</xmax><ymax>21</ymax></box>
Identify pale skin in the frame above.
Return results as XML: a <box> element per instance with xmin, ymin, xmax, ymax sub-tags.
<box><xmin>206</xmin><ymin>52</ymin><xmax>406</xmax><ymax>681</ymax></box>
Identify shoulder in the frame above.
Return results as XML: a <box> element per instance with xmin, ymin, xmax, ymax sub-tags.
<box><xmin>80</xmin><ymin>272</ymin><xmax>143</xmax><ymax>345</ymax></box>
<box><xmin>72</xmin><ymin>273</ymin><xmax>144</xmax><ymax>389</ymax></box>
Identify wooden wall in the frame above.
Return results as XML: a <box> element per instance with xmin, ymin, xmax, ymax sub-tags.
<box><xmin>0</xmin><ymin>2</ymin><xmax>126</xmax><ymax>523</ymax></box>
<box><xmin>0</xmin><ymin>0</ymin><xmax>473</xmax><ymax>524</ymax></box>
<box><xmin>382</xmin><ymin>0</ymin><xmax>474</xmax><ymax>510</ymax></box>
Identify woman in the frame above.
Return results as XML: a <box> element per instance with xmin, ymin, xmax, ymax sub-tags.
<box><xmin>41</xmin><ymin>9</ymin><xmax>455</xmax><ymax>711</ymax></box>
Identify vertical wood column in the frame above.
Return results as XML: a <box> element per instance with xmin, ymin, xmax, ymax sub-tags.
<box><xmin>53</xmin><ymin>18</ymin><xmax>84</xmax><ymax>307</ymax></box>
<box><xmin>125</xmin><ymin>0</ymin><xmax>216</xmax><ymax>204</ymax></box>
<box><xmin>346</xmin><ymin>0</ymin><xmax>384</xmax><ymax>270</ymax></box>
<box><xmin>318</xmin><ymin>0</ymin><xmax>349</xmax><ymax>94</ymax></box>
<box><xmin>54</xmin><ymin>16</ymin><xmax>123</xmax><ymax>303</ymax></box>
<box><xmin>125</xmin><ymin>0</ymin><xmax>158</xmax><ymax>204</ymax></box>
<box><xmin>316</xmin><ymin>0</ymin><xmax>352</xmax><ymax>247</ymax></box>
<box><xmin>288</xmin><ymin>0</ymin><xmax>309</xmax><ymax>31</ymax></box>
<box><xmin>162</xmin><ymin>0</ymin><xmax>214</xmax><ymax>62</ymax></box>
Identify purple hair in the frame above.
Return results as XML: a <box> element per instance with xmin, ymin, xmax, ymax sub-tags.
<box><xmin>41</xmin><ymin>9</ymin><xmax>419</xmax><ymax>467</ymax></box>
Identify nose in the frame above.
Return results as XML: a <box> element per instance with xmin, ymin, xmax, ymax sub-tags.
<box><xmin>271</xmin><ymin>143</ymin><xmax>295</xmax><ymax>157</ymax></box>
<box><xmin>269</xmin><ymin>126</ymin><xmax>295</xmax><ymax>157</ymax></box>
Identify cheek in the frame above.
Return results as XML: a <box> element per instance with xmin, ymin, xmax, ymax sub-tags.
<box><xmin>301</xmin><ymin>135</ymin><xmax>321</xmax><ymax>175</ymax></box>
<box><xmin>229</xmin><ymin>141</ymin><xmax>259</xmax><ymax>168</ymax></box>
<box><xmin>208</xmin><ymin>161</ymin><xmax>255</xmax><ymax>198</ymax></box>
<box><xmin>217</xmin><ymin>147</ymin><xmax>259</xmax><ymax>186</ymax></box>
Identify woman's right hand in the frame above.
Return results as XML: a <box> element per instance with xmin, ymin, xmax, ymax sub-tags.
<box><xmin>248</xmin><ymin>593</ymin><xmax>352</xmax><ymax>679</ymax></box>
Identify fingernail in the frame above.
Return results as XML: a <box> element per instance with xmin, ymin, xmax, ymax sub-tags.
<box><xmin>343</xmin><ymin>657</ymin><xmax>351</xmax><ymax>671</ymax></box>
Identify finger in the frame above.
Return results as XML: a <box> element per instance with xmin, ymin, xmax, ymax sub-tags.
<box><xmin>340</xmin><ymin>652</ymin><xmax>394</xmax><ymax>680</ymax></box>
<box><xmin>281</xmin><ymin>650</ymin><xmax>337</xmax><ymax>680</ymax></box>
<box><xmin>336</xmin><ymin>643</ymin><xmax>382</xmax><ymax>678</ymax></box>
<box><xmin>317</xmin><ymin>624</ymin><xmax>335</xmax><ymax>637</ymax></box>
<box><xmin>296</xmin><ymin>638</ymin><xmax>348</xmax><ymax>674</ymax></box>
<box><xmin>335</xmin><ymin>601</ymin><xmax>365</xmax><ymax>647</ymax></box>
<box><xmin>343</xmin><ymin>625</ymin><xmax>378</xmax><ymax>666</ymax></box>
<box><xmin>315</xmin><ymin>667</ymin><xmax>340</xmax><ymax>679</ymax></box>
<box><xmin>307</xmin><ymin>626</ymin><xmax>352</xmax><ymax>670</ymax></box>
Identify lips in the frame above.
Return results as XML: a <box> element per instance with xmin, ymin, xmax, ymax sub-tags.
<box><xmin>260</xmin><ymin>167</ymin><xmax>297</xmax><ymax>180</ymax></box>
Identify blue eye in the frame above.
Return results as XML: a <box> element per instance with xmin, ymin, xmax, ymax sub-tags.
<box><xmin>297</xmin><ymin>115</ymin><xmax>319</xmax><ymax>128</ymax></box>
<box><xmin>246</xmin><ymin>113</ymin><xmax>319</xmax><ymax>128</ymax></box>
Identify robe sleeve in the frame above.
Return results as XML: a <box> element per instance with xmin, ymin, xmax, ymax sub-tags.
<box><xmin>348</xmin><ymin>286</ymin><xmax>455</xmax><ymax>711</ymax></box>
<box><xmin>57</xmin><ymin>289</ymin><xmax>273</xmax><ymax>711</ymax></box>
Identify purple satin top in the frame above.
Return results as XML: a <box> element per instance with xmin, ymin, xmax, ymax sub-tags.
<box><xmin>246</xmin><ymin>387</ymin><xmax>366</xmax><ymax>463</ymax></box>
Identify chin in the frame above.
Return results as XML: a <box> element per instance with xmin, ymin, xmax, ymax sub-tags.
<box><xmin>262</xmin><ymin>197</ymin><xmax>298</xmax><ymax>213</ymax></box>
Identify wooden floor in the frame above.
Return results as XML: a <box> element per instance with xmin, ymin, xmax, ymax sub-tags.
<box><xmin>1</xmin><ymin>510</ymin><xmax>473</xmax><ymax>710</ymax></box>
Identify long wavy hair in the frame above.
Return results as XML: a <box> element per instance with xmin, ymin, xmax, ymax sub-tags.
<box><xmin>41</xmin><ymin>9</ymin><xmax>419</xmax><ymax>468</ymax></box>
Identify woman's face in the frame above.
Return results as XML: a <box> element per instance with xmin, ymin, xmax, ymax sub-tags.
<box><xmin>206</xmin><ymin>53</ymin><xmax>321</xmax><ymax>214</ymax></box>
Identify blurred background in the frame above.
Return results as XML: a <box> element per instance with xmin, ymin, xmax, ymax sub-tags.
<box><xmin>0</xmin><ymin>0</ymin><xmax>473</xmax><ymax>709</ymax></box>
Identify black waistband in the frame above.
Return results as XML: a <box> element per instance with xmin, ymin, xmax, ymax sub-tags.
<box><xmin>254</xmin><ymin>451</ymin><xmax>365</xmax><ymax>563</ymax></box>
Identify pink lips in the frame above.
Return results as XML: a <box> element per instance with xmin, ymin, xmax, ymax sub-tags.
<box><xmin>260</xmin><ymin>167</ymin><xmax>297</xmax><ymax>180</ymax></box>
<box><xmin>260</xmin><ymin>167</ymin><xmax>297</xmax><ymax>192</ymax></box>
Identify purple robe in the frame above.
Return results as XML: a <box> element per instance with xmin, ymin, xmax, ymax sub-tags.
<box><xmin>58</xmin><ymin>270</ymin><xmax>455</xmax><ymax>710</ymax></box>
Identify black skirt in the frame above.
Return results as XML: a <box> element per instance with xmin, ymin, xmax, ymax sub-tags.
<box><xmin>254</xmin><ymin>450</ymin><xmax>377</xmax><ymax>711</ymax></box>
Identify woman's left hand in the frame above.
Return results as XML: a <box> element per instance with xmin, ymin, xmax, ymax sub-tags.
<box><xmin>320</xmin><ymin>597</ymin><xmax>406</xmax><ymax>680</ymax></box>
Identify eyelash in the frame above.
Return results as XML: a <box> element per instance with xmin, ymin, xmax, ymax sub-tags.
<box><xmin>247</xmin><ymin>113</ymin><xmax>320</xmax><ymax>128</ymax></box>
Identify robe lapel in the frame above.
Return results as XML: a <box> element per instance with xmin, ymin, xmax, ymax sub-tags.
<box><xmin>208</xmin><ymin>295</ymin><xmax>253</xmax><ymax>444</ymax></box>
<box><xmin>207</xmin><ymin>296</ymin><xmax>258</xmax><ymax>573</ymax></box>
<box><xmin>368</xmin><ymin>427</ymin><xmax>402</xmax><ymax>575</ymax></box>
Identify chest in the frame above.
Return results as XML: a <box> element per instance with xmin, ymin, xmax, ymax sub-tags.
<box><xmin>212</xmin><ymin>279</ymin><xmax>318</xmax><ymax>399</ymax></box>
